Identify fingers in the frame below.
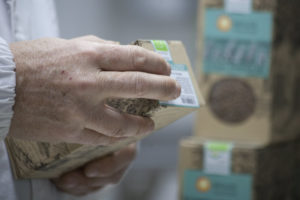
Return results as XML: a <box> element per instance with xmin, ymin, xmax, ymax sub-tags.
<box><xmin>52</xmin><ymin>145</ymin><xmax>136</xmax><ymax>196</ymax></box>
<box><xmin>53</xmin><ymin>168</ymin><xmax>126</xmax><ymax>196</ymax></box>
<box><xmin>97</xmin><ymin>71</ymin><xmax>181</xmax><ymax>100</ymax></box>
<box><xmin>52</xmin><ymin>169</ymin><xmax>104</xmax><ymax>196</ymax></box>
<box><xmin>52</xmin><ymin>170</ymin><xmax>84</xmax><ymax>190</ymax></box>
<box><xmin>94</xmin><ymin>44</ymin><xmax>171</xmax><ymax>75</ymax></box>
<box><xmin>85</xmin><ymin>167</ymin><xmax>128</xmax><ymax>187</ymax></box>
<box><xmin>72</xmin><ymin>36</ymin><xmax>171</xmax><ymax>75</ymax></box>
<box><xmin>84</xmin><ymin>144</ymin><xmax>136</xmax><ymax>177</ymax></box>
<box><xmin>84</xmin><ymin>104</ymin><xmax>154</xmax><ymax>138</ymax></box>
<box><xmin>76</xmin><ymin>128</ymin><xmax>128</xmax><ymax>145</ymax></box>
<box><xmin>72</xmin><ymin>35</ymin><xmax>119</xmax><ymax>45</ymax></box>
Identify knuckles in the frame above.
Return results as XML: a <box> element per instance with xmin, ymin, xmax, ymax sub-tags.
<box><xmin>76</xmin><ymin>78</ymin><xmax>95</xmax><ymax>92</ymax></box>
<box><xmin>72</xmin><ymin>41</ymin><xmax>99</xmax><ymax>62</ymax></box>
<box><xmin>128</xmin><ymin>45</ymin><xmax>147</xmax><ymax>68</ymax></box>
<box><xmin>132</xmin><ymin>72</ymin><xmax>148</xmax><ymax>98</ymax></box>
<box><xmin>82</xmin><ymin>35</ymin><xmax>102</xmax><ymax>42</ymax></box>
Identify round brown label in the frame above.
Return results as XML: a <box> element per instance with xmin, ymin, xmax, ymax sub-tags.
<box><xmin>209</xmin><ymin>78</ymin><xmax>256</xmax><ymax>124</ymax></box>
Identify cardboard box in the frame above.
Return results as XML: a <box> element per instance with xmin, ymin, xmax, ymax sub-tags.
<box><xmin>195</xmin><ymin>0</ymin><xmax>300</xmax><ymax>144</ymax></box>
<box><xmin>178</xmin><ymin>137</ymin><xmax>296</xmax><ymax>200</ymax></box>
<box><xmin>5</xmin><ymin>40</ymin><xmax>205</xmax><ymax>179</ymax></box>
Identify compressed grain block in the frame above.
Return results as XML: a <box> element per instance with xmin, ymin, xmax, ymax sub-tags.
<box><xmin>178</xmin><ymin>137</ymin><xmax>296</xmax><ymax>200</ymax></box>
<box><xmin>195</xmin><ymin>0</ymin><xmax>300</xmax><ymax>144</ymax></box>
<box><xmin>5</xmin><ymin>40</ymin><xmax>204</xmax><ymax>179</ymax></box>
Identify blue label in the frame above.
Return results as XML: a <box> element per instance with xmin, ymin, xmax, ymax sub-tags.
<box><xmin>203</xmin><ymin>9</ymin><xmax>273</xmax><ymax>78</ymax></box>
<box><xmin>169</xmin><ymin>61</ymin><xmax>188</xmax><ymax>71</ymax></box>
<box><xmin>183</xmin><ymin>170</ymin><xmax>252</xmax><ymax>200</ymax></box>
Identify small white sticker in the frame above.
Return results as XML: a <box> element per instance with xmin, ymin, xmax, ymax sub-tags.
<box><xmin>204</xmin><ymin>142</ymin><xmax>233</xmax><ymax>175</ymax></box>
<box><xmin>225</xmin><ymin>0</ymin><xmax>252</xmax><ymax>14</ymax></box>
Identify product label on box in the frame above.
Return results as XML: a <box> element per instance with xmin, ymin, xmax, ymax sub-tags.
<box><xmin>151</xmin><ymin>40</ymin><xmax>173</xmax><ymax>62</ymax></box>
<box><xmin>203</xmin><ymin>9</ymin><xmax>273</xmax><ymax>78</ymax></box>
<box><xmin>225</xmin><ymin>0</ymin><xmax>252</xmax><ymax>14</ymax></box>
<box><xmin>160</xmin><ymin>62</ymin><xmax>199</xmax><ymax>108</ymax></box>
<box><xmin>204</xmin><ymin>142</ymin><xmax>233</xmax><ymax>175</ymax></box>
<box><xmin>151</xmin><ymin>40</ymin><xmax>199</xmax><ymax>108</ymax></box>
<box><xmin>183</xmin><ymin>170</ymin><xmax>252</xmax><ymax>200</ymax></box>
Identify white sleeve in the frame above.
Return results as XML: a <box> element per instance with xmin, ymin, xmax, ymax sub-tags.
<box><xmin>0</xmin><ymin>37</ymin><xmax>16</xmax><ymax>140</ymax></box>
<box><xmin>0</xmin><ymin>37</ymin><xmax>17</xmax><ymax>200</ymax></box>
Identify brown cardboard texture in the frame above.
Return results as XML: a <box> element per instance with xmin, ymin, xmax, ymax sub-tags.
<box><xmin>5</xmin><ymin>40</ymin><xmax>204</xmax><ymax>179</ymax></box>
<box><xmin>194</xmin><ymin>0</ymin><xmax>300</xmax><ymax>144</ymax></box>
<box><xmin>178</xmin><ymin>137</ymin><xmax>297</xmax><ymax>200</ymax></box>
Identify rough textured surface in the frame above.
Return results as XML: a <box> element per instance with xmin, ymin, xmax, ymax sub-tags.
<box><xmin>209</xmin><ymin>78</ymin><xmax>256</xmax><ymax>123</ymax></box>
<box><xmin>106</xmin><ymin>98</ymin><xmax>161</xmax><ymax>117</ymax></box>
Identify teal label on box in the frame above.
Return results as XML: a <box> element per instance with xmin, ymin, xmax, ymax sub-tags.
<box><xmin>203</xmin><ymin>9</ymin><xmax>273</xmax><ymax>78</ymax></box>
<box><xmin>183</xmin><ymin>170</ymin><xmax>252</xmax><ymax>200</ymax></box>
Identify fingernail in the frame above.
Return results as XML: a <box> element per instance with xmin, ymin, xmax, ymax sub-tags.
<box><xmin>175</xmin><ymin>82</ymin><xmax>181</xmax><ymax>98</ymax></box>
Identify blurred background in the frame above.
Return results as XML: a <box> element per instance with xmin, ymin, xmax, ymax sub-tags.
<box><xmin>55</xmin><ymin>0</ymin><xmax>199</xmax><ymax>199</ymax></box>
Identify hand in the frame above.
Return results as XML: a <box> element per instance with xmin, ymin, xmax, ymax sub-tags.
<box><xmin>8</xmin><ymin>35</ymin><xmax>181</xmax><ymax>145</ymax></box>
<box><xmin>52</xmin><ymin>144</ymin><xmax>137</xmax><ymax>196</ymax></box>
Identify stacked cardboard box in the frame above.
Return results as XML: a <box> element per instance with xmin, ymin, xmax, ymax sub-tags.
<box><xmin>195</xmin><ymin>0</ymin><xmax>300</xmax><ymax>144</ymax></box>
<box><xmin>179</xmin><ymin>137</ymin><xmax>297</xmax><ymax>200</ymax></box>
<box><xmin>179</xmin><ymin>0</ymin><xmax>300</xmax><ymax>199</ymax></box>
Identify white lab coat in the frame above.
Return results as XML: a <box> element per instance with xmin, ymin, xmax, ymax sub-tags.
<box><xmin>0</xmin><ymin>0</ymin><xmax>61</xmax><ymax>199</ymax></box>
